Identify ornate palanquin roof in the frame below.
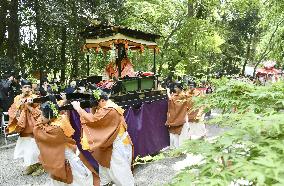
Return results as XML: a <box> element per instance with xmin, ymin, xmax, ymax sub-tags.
<box><xmin>80</xmin><ymin>23</ymin><xmax>161</xmax><ymax>52</ymax></box>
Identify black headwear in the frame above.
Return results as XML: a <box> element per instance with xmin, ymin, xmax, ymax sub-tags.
<box><xmin>40</xmin><ymin>95</ymin><xmax>59</xmax><ymax>119</ymax></box>
<box><xmin>88</xmin><ymin>83</ymin><xmax>98</xmax><ymax>91</ymax></box>
<box><xmin>21</xmin><ymin>79</ymin><xmax>32</xmax><ymax>87</ymax></box>
<box><xmin>174</xmin><ymin>83</ymin><xmax>183</xmax><ymax>91</ymax></box>
<box><xmin>41</xmin><ymin>78</ymin><xmax>48</xmax><ymax>85</ymax></box>
<box><xmin>89</xmin><ymin>89</ymin><xmax>109</xmax><ymax>107</ymax></box>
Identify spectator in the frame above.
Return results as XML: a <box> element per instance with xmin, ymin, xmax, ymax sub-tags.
<box><xmin>39</xmin><ymin>79</ymin><xmax>52</xmax><ymax>96</ymax></box>
<box><xmin>32</xmin><ymin>83</ymin><xmax>40</xmax><ymax>95</ymax></box>
<box><xmin>12</xmin><ymin>75</ymin><xmax>22</xmax><ymax>96</ymax></box>
<box><xmin>205</xmin><ymin>85</ymin><xmax>213</xmax><ymax>119</ymax></box>
<box><xmin>0</xmin><ymin>74</ymin><xmax>19</xmax><ymax>112</ymax></box>
<box><xmin>163</xmin><ymin>76</ymin><xmax>175</xmax><ymax>93</ymax></box>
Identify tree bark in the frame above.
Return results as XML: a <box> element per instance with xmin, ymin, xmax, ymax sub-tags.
<box><xmin>60</xmin><ymin>27</ymin><xmax>67</xmax><ymax>83</ymax></box>
<box><xmin>70</xmin><ymin>1</ymin><xmax>79</xmax><ymax>80</ymax></box>
<box><xmin>7</xmin><ymin>0</ymin><xmax>19</xmax><ymax>65</ymax></box>
<box><xmin>242</xmin><ymin>39</ymin><xmax>252</xmax><ymax>76</ymax></box>
<box><xmin>70</xmin><ymin>38</ymin><xmax>79</xmax><ymax>80</ymax></box>
<box><xmin>188</xmin><ymin>0</ymin><xmax>194</xmax><ymax>17</ymax></box>
<box><xmin>0</xmin><ymin>0</ymin><xmax>8</xmax><ymax>54</ymax></box>
<box><xmin>34</xmin><ymin>0</ymin><xmax>43</xmax><ymax>71</ymax></box>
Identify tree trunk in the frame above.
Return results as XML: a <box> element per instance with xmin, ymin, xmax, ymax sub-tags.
<box><xmin>7</xmin><ymin>0</ymin><xmax>19</xmax><ymax>65</ymax></box>
<box><xmin>241</xmin><ymin>39</ymin><xmax>252</xmax><ymax>76</ymax></box>
<box><xmin>188</xmin><ymin>0</ymin><xmax>194</xmax><ymax>17</ymax></box>
<box><xmin>34</xmin><ymin>0</ymin><xmax>43</xmax><ymax>74</ymax></box>
<box><xmin>157</xmin><ymin>53</ymin><xmax>164</xmax><ymax>75</ymax></box>
<box><xmin>0</xmin><ymin>0</ymin><xmax>8</xmax><ymax>54</ymax></box>
<box><xmin>70</xmin><ymin>48</ymin><xmax>79</xmax><ymax>79</ymax></box>
<box><xmin>70</xmin><ymin>1</ymin><xmax>79</xmax><ymax>80</ymax></box>
<box><xmin>71</xmin><ymin>53</ymin><xmax>79</xmax><ymax>80</ymax></box>
<box><xmin>70</xmin><ymin>39</ymin><xmax>79</xmax><ymax>80</ymax></box>
<box><xmin>60</xmin><ymin>27</ymin><xmax>67</xmax><ymax>83</ymax></box>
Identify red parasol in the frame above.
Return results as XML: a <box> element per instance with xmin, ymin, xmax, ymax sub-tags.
<box><xmin>256</xmin><ymin>68</ymin><xmax>281</xmax><ymax>75</ymax></box>
<box><xmin>256</xmin><ymin>60</ymin><xmax>282</xmax><ymax>76</ymax></box>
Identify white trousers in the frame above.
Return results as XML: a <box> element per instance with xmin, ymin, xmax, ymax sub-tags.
<box><xmin>170</xmin><ymin>122</ymin><xmax>190</xmax><ymax>149</ymax></box>
<box><xmin>50</xmin><ymin>148</ymin><xmax>93</xmax><ymax>186</ymax></box>
<box><xmin>14</xmin><ymin>136</ymin><xmax>40</xmax><ymax>167</ymax></box>
<box><xmin>99</xmin><ymin>133</ymin><xmax>134</xmax><ymax>186</ymax></box>
<box><xmin>169</xmin><ymin>133</ymin><xmax>179</xmax><ymax>149</ymax></box>
<box><xmin>188</xmin><ymin>122</ymin><xmax>207</xmax><ymax>140</ymax></box>
<box><xmin>179</xmin><ymin>122</ymin><xmax>190</xmax><ymax>144</ymax></box>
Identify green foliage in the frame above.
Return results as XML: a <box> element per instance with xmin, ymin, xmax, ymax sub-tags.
<box><xmin>169</xmin><ymin>111</ymin><xmax>284</xmax><ymax>185</ymax></box>
<box><xmin>133</xmin><ymin>153</ymin><xmax>166</xmax><ymax>166</ymax></box>
<box><xmin>194</xmin><ymin>78</ymin><xmax>284</xmax><ymax>114</ymax></box>
<box><xmin>2</xmin><ymin>0</ymin><xmax>284</xmax><ymax>80</ymax></box>
<box><xmin>169</xmin><ymin>78</ymin><xmax>284</xmax><ymax>185</ymax></box>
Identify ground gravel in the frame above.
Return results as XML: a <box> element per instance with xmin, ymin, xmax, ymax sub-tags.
<box><xmin>0</xmin><ymin>124</ymin><xmax>223</xmax><ymax>186</ymax></box>
<box><xmin>133</xmin><ymin>155</ymin><xmax>186</xmax><ymax>186</ymax></box>
<box><xmin>0</xmin><ymin>145</ymin><xmax>184</xmax><ymax>186</ymax></box>
<box><xmin>0</xmin><ymin>146</ymin><xmax>48</xmax><ymax>186</ymax></box>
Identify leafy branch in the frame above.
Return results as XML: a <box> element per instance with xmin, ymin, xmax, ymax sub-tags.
<box><xmin>253</xmin><ymin>18</ymin><xmax>284</xmax><ymax>76</ymax></box>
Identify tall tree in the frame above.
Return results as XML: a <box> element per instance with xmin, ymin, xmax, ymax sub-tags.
<box><xmin>33</xmin><ymin>0</ymin><xmax>44</xmax><ymax>78</ymax></box>
<box><xmin>60</xmin><ymin>26</ymin><xmax>67</xmax><ymax>82</ymax></box>
<box><xmin>0</xmin><ymin>0</ymin><xmax>8</xmax><ymax>54</ymax></box>
<box><xmin>7</xmin><ymin>0</ymin><xmax>20</xmax><ymax>66</ymax></box>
